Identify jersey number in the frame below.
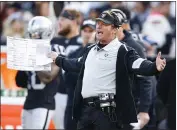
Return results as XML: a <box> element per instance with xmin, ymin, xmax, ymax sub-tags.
<box><xmin>28</xmin><ymin>72</ymin><xmax>45</xmax><ymax>90</ymax></box>
<box><xmin>53</xmin><ymin>44</ymin><xmax>80</xmax><ymax>56</ymax></box>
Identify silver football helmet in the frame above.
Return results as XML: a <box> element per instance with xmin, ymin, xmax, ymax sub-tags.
<box><xmin>27</xmin><ymin>16</ymin><xmax>53</xmax><ymax>39</ymax></box>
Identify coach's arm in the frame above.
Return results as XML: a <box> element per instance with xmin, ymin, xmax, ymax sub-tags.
<box><xmin>127</xmin><ymin>49</ymin><xmax>166</xmax><ymax>75</ymax></box>
<box><xmin>48</xmin><ymin>51</ymin><xmax>84</xmax><ymax>72</ymax></box>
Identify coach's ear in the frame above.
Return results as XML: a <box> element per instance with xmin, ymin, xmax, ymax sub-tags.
<box><xmin>111</xmin><ymin>25</ymin><xmax>118</xmax><ymax>36</ymax></box>
<box><xmin>117</xmin><ymin>26</ymin><xmax>123</xmax><ymax>32</ymax></box>
<box><xmin>116</xmin><ymin>26</ymin><xmax>124</xmax><ymax>40</ymax></box>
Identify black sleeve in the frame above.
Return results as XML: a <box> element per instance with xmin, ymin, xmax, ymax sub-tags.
<box><xmin>128</xmin><ymin>39</ymin><xmax>152</xmax><ymax>112</ymax></box>
<box><xmin>126</xmin><ymin>49</ymin><xmax>159</xmax><ymax>76</ymax></box>
<box><xmin>55</xmin><ymin>45</ymin><xmax>94</xmax><ymax>72</ymax></box>
<box><xmin>136</xmin><ymin>76</ymin><xmax>152</xmax><ymax>112</ymax></box>
<box><xmin>55</xmin><ymin>54</ymin><xmax>84</xmax><ymax>72</ymax></box>
<box><xmin>15</xmin><ymin>71</ymin><xmax>28</xmax><ymax>88</ymax></box>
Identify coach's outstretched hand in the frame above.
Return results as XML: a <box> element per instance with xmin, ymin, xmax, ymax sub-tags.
<box><xmin>48</xmin><ymin>51</ymin><xmax>58</xmax><ymax>62</ymax></box>
<box><xmin>156</xmin><ymin>52</ymin><xmax>166</xmax><ymax>71</ymax></box>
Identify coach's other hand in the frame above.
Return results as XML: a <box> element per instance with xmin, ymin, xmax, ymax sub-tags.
<box><xmin>156</xmin><ymin>52</ymin><xmax>166</xmax><ymax>71</ymax></box>
<box><xmin>48</xmin><ymin>51</ymin><xmax>58</xmax><ymax>62</ymax></box>
<box><xmin>137</xmin><ymin>112</ymin><xmax>150</xmax><ymax>129</ymax></box>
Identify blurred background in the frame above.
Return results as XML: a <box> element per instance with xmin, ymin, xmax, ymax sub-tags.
<box><xmin>0</xmin><ymin>1</ymin><xmax>176</xmax><ymax>130</ymax></box>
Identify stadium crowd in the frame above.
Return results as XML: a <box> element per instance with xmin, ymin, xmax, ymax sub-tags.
<box><xmin>0</xmin><ymin>1</ymin><xmax>176</xmax><ymax>130</ymax></box>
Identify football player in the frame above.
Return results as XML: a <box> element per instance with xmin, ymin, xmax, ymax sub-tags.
<box><xmin>15</xmin><ymin>16</ymin><xmax>59</xmax><ymax>129</ymax></box>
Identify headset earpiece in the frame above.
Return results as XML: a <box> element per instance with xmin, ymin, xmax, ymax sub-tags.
<box><xmin>110</xmin><ymin>9</ymin><xmax>128</xmax><ymax>23</ymax></box>
<box><xmin>110</xmin><ymin>11</ymin><xmax>122</xmax><ymax>28</ymax></box>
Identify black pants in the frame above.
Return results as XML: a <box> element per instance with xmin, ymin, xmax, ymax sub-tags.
<box><xmin>77</xmin><ymin>105</ymin><xmax>121</xmax><ymax>130</ymax></box>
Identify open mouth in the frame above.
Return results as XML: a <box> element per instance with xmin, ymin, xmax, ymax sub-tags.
<box><xmin>97</xmin><ymin>31</ymin><xmax>103</xmax><ymax>35</ymax></box>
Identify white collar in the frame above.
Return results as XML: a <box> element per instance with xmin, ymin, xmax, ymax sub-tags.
<box><xmin>102</xmin><ymin>38</ymin><xmax>122</xmax><ymax>51</ymax></box>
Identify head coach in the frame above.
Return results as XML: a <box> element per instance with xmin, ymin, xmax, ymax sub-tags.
<box><xmin>49</xmin><ymin>9</ymin><xmax>166</xmax><ymax>130</ymax></box>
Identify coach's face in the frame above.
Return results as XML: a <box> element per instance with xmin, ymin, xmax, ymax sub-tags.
<box><xmin>96</xmin><ymin>21</ymin><xmax>116</xmax><ymax>44</ymax></box>
<box><xmin>58</xmin><ymin>17</ymin><xmax>72</xmax><ymax>36</ymax></box>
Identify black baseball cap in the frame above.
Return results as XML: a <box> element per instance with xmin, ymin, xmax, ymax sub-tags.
<box><xmin>95</xmin><ymin>11</ymin><xmax>115</xmax><ymax>25</ymax></box>
<box><xmin>81</xmin><ymin>19</ymin><xmax>96</xmax><ymax>30</ymax></box>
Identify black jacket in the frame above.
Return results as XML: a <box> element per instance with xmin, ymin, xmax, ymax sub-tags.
<box><xmin>55</xmin><ymin>43</ymin><xmax>159</xmax><ymax>124</ymax></box>
<box><xmin>64</xmin><ymin>44</ymin><xmax>92</xmax><ymax>106</ymax></box>
<box><xmin>157</xmin><ymin>59</ymin><xmax>176</xmax><ymax>130</ymax></box>
<box><xmin>123</xmin><ymin>30</ymin><xmax>153</xmax><ymax>113</ymax></box>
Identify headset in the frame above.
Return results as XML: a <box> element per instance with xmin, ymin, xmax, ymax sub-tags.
<box><xmin>100</xmin><ymin>10</ymin><xmax>122</xmax><ymax>28</ymax></box>
<box><xmin>110</xmin><ymin>9</ymin><xmax>128</xmax><ymax>24</ymax></box>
